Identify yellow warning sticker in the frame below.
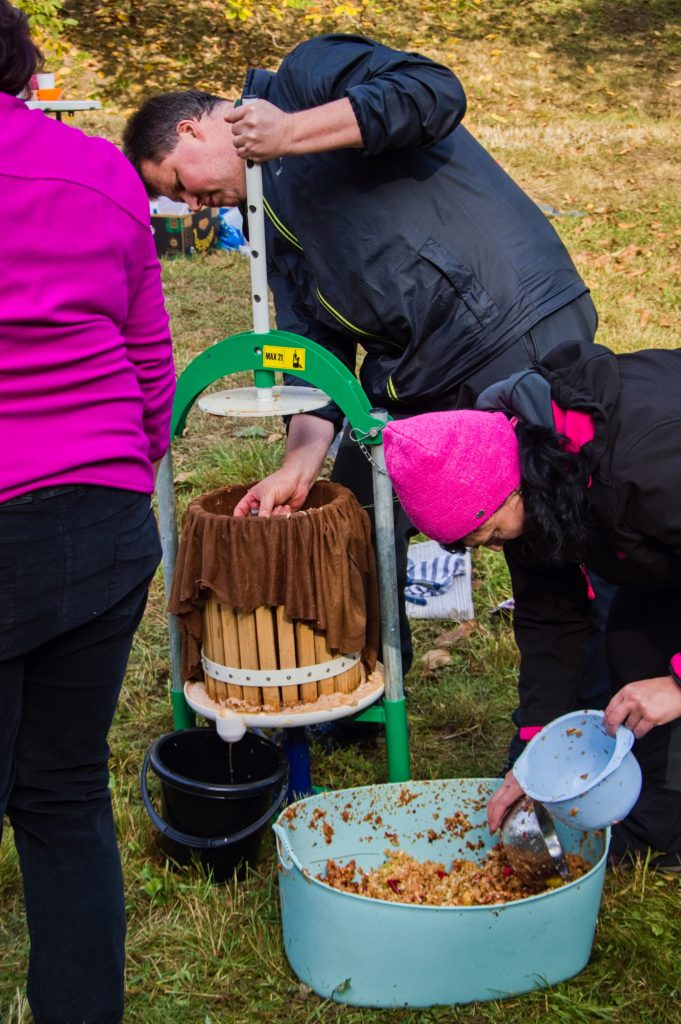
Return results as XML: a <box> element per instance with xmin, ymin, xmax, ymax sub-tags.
<box><xmin>262</xmin><ymin>345</ymin><xmax>306</xmax><ymax>371</ymax></box>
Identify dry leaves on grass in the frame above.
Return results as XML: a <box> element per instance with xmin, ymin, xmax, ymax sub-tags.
<box><xmin>421</xmin><ymin>622</ymin><xmax>478</xmax><ymax>670</ymax></box>
<box><xmin>420</xmin><ymin>648</ymin><xmax>452</xmax><ymax>671</ymax></box>
<box><xmin>434</xmin><ymin>621</ymin><xmax>478</xmax><ymax>648</ymax></box>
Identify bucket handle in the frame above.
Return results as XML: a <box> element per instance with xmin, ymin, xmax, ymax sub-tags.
<box><xmin>141</xmin><ymin>747</ymin><xmax>288</xmax><ymax>850</ymax></box>
<box><xmin>272</xmin><ymin>822</ymin><xmax>299</xmax><ymax>872</ymax></box>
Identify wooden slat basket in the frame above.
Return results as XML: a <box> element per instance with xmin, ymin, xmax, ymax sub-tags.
<box><xmin>169</xmin><ymin>481</ymin><xmax>378</xmax><ymax>712</ymax></box>
<box><xmin>202</xmin><ymin>598</ymin><xmax>363</xmax><ymax>711</ymax></box>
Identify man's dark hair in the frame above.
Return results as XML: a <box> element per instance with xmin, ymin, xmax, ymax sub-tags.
<box><xmin>0</xmin><ymin>0</ymin><xmax>43</xmax><ymax>97</ymax></box>
<box><xmin>122</xmin><ymin>90</ymin><xmax>225</xmax><ymax>191</ymax></box>
<box><xmin>515</xmin><ymin>420</ymin><xmax>591</xmax><ymax>564</ymax></box>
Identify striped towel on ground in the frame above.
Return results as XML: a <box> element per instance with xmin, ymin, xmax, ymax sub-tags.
<box><xmin>405</xmin><ymin>540</ymin><xmax>475</xmax><ymax>621</ymax></box>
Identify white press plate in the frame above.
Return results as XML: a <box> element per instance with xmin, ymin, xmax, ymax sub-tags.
<box><xmin>198</xmin><ymin>386</ymin><xmax>329</xmax><ymax>418</ymax></box>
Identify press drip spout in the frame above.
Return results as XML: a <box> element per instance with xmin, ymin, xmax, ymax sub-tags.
<box><xmin>215</xmin><ymin>709</ymin><xmax>247</xmax><ymax>743</ymax></box>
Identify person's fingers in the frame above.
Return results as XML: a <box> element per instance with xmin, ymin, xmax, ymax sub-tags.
<box><xmin>487</xmin><ymin>773</ymin><xmax>523</xmax><ymax>833</ymax></box>
<box><xmin>488</xmin><ymin>796</ymin><xmax>512</xmax><ymax>833</ymax></box>
<box><xmin>233</xmin><ymin>492</ymin><xmax>260</xmax><ymax>518</ymax></box>
<box><xmin>256</xmin><ymin>495</ymin><xmax>274</xmax><ymax>518</ymax></box>
<box><xmin>626</xmin><ymin>711</ymin><xmax>649</xmax><ymax>738</ymax></box>
<box><xmin>606</xmin><ymin>692</ymin><xmax>650</xmax><ymax>738</ymax></box>
<box><xmin>603</xmin><ymin>708</ymin><xmax>624</xmax><ymax>736</ymax></box>
<box><xmin>488</xmin><ymin>798</ymin><xmax>508</xmax><ymax>834</ymax></box>
<box><xmin>603</xmin><ymin>690</ymin><xmax>628</xmax><ymax>735</ymax></box>
<box><xmin>224</xmin><ymin>106</ymin><xmax>246</xmax><ymax>125</ymax></box>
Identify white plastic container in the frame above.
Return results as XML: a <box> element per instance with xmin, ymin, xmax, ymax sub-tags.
<box><xmin>513</xmin><ymin>710</ymin><xmax>642</xmax><ymax>829</ymax></box>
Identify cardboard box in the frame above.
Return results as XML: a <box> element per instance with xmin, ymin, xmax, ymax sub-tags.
<box><xmin>151</xmin><ymin>207</ymin><xmax>220</xmax><ymax>257</ymax></box>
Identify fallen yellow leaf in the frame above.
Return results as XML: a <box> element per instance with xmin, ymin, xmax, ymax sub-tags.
<box><xmin>421</xmin><ymin>649</ymin><xmax>452</xmax><ymax>671</ymax></box>
<box><xmin>435</xmin><ymin>621</ymin><xmax>477</xmax><ymax>648</ymax></box>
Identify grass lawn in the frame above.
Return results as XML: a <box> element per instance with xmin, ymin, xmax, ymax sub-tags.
<box><xmin>2</xmin><ymin>1</ymin><xmax>680</xmax><ymax>1021</ymax></box>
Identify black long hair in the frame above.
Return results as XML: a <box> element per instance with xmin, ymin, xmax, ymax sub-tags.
<box><xmin>0</xmin><ymin>0</ymin><xmax>43</xmax><ymax>97</ymax></box>
<box><xmin>515</xmin><ymin>420</ymin><xmax>592</xmax><ymax>564</ymax></box>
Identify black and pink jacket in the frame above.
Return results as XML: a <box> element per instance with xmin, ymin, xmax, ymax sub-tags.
<box><xmin>477</xmin><ymin>340</ymin><xmax>681</xmax><ymax>727</ymax></box>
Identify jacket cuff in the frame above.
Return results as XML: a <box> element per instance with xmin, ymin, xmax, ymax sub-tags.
<box><xmin>670</xmin><ymin>653</ymin><xmax>681</xmax><ymax>686</ymax></box>
<box><xmin>519</xmin><ymin>725</ymin><xmax>543</xmax><ymax>742</ymax></box>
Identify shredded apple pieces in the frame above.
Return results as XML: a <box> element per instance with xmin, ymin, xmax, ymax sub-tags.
<box><xmin>319</xmin><ymin>847</ymin><xmax>591</xmax><ymax>906</ymax></box>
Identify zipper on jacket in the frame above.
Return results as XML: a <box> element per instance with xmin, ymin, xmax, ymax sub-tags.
<box><xmin>387</xmin><ymin>375</ymin><xmax>403</xmax><ymax>402</ymax></box>
<box><xmin>314</xmin><ymin>286</ymin><xmax>401</xmax><ymax>347</ymax></box>
<box><xmin>264</xmin><ymin>196</ymin><xmax>403</xmax><ymax>354</ymax></box>
<box><xmin>579</xmin><ymin>563</ymin><xmax>595</xmax><ymax>601</ymax></box>
<box><xmin>263</xmin><ymin>197</ymin><xmax>303</xmax><ymax>252</ymax></box>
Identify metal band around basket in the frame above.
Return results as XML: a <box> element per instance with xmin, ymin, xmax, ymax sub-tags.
<box><xmin>201</xmin><ymin>651</ymin><xmax>361</xmax><ymax>689</ymax></box>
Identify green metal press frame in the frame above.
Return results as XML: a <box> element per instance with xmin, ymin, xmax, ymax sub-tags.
<box><xmin>156</xmin><ymin>328</ymin><xmax>411</xmax><ymax>784</ymax></box>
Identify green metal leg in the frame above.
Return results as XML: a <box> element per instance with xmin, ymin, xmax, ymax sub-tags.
<box><xmin>384</xmin><ymin>698</ymin><xmax>410</xmax><ymax>783</ymax></box>
<box><xmin>352</xmin><ymin>698</ymin><xmax>410</xmax><ymax>782</ymax></box>
<box><xmin>171</xmin><ymin>687</ymin><xmax>195</xmax><ymax>730</ymax></box>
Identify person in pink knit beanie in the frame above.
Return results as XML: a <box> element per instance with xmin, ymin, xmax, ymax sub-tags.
<box><xmin>383</xmin><ymin>410</ymin><xmax>523</xmax><ymax>551</ymax></box>
<box><xmin>383</xmin><ymin>341</ymin><xmax>681</xmax><ymax>873</ymax></box>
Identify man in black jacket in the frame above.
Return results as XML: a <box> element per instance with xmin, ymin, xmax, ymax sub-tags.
<box><xmin>124</xmin><ymin>33</ymin><xmax>599</xmax><ymax>672</ymax></box>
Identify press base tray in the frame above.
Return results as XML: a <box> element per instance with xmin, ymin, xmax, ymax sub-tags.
<box><xmin>183</xmin><ymin>664</ymin><xmax>384</xmax><ymax>729</ymax></box>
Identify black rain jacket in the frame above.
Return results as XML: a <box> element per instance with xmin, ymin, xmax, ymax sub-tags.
<box><xmin>243</xmin><ymin>34</ymin><xmax>589</xmax><ymax>425</ymax></box>
<box><xmin>478</xmin><ymin>341</ymin><xmax>681</xmax><ymax>725</ymax></box>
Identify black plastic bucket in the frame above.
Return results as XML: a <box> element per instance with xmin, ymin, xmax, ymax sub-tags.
<box><xmin>141</xmin><ymin>727</ymin><xmax>288</xmax><ymax>882</ymax></box>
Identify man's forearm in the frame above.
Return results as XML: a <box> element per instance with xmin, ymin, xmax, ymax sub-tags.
<box><xmin>284</xmin><ymin>414</ymin><xmax>336</xmax><ymax>485</ymax></box>
<box><xmin>288</xmin><ymin>98</ymin><xmax>363</xmax><ymax>155</ymax></box>
<box><xmin>227</xmin><ymin>97</ymin><xmax>363</xmax><ymax>162</ymax></box>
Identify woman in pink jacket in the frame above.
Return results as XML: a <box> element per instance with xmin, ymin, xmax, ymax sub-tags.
<box><xmin>0</xmin><ymin>5</ymin><xmax>175</xmax><ymax>1021</ymax></box>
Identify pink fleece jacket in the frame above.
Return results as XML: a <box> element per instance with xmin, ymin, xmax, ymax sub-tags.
<box><xmin>0</xmin><ymin>94</ymin><xmax>175</xmax><ymax>502</ymax></box>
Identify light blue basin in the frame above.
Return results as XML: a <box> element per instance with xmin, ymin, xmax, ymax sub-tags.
<box><xmin>273</xmin><ymin>778</ymin><xmax>608</xmax><ymax>1008</ymax></box>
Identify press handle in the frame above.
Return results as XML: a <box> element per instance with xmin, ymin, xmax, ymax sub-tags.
<box><xmin>241</xmin><ymin>97</ymin><xmax>270</xmax><ymax>336</ymax></box>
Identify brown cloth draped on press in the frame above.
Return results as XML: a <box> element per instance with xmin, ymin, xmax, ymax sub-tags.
<box><xmin>168</xmin><ymin>481</ymin><xmax>380</xmax><ymax>682</ymax></box>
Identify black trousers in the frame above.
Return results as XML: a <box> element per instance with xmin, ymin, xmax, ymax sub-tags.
<box><xmin>607</xmin><ymin>587</ymin><xmax>681</xmax><ymax>861</ymax></box>
<box><xmin>332</xmin><ymin>292</ymin><xmax>600</xmax><ymax>675</ymax></box>
<box><xmin>0</xmin><ymin>486</ymin><xmax>161</xmax><ymax>1024</ymax></box>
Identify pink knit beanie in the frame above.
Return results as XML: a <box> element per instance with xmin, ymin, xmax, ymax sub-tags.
<box><xmin>383</xmin><ymin>410</ymin><xmax>521</xmax><ymax>543</ymax></box>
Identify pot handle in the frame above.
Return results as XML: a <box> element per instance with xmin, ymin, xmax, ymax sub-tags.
<box><xmin>272</xmin><ymin>822</ymin><xmax>298</xmax><ymax>872</ymax></box>
<box><xmin>612</xmin><ymin>723</ymin><xmax>636</xmax><ymax>765</ymax></box>
<box><xmin>140</xmin><ymin>746</ymin><xmax>288</xmax><ymax>850</ymax></box>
